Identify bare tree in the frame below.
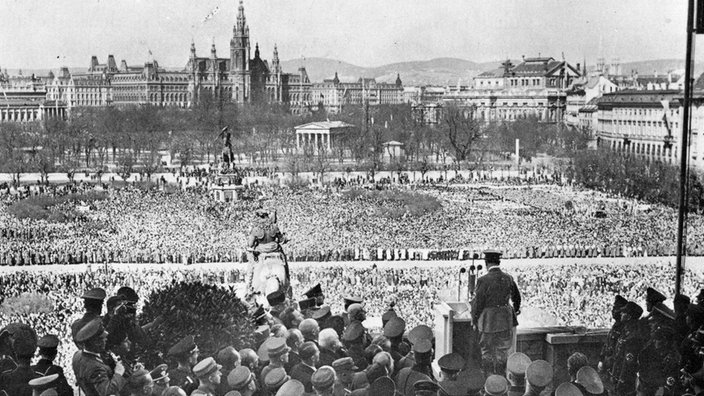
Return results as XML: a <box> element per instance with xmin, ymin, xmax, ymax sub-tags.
<box><xmin>441</xmin><ymin>103</ymin><xmax>483</xmax><ymax>169</ymax></box>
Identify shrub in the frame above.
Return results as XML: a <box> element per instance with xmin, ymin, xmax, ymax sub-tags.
<box><xmin>6</xmin><ymin>192</ymin><xmax>107</xmax><ymax>222</ymax></box>
<box><xmin>0</xmin><ymin>293</ymin><xmax>53</xmax><ymax>316</ymax></box>
<box><xmin>135</xmin><ymin>282</ymin><xmax>255</xmax><ymax>368</ymax></box>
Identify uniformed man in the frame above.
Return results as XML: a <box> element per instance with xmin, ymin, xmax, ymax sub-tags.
<box><xmin>167</xmin><ymin>335</ymin><xmax>199</xmax><ymax>395</ymax></box>
<box><xmin>71</xmin><ymin>288</ymin><xmax>106</xmax><ymax>346</ymax></box>
<box><xmin>682</xmin><ymin>305</ymin><xmax>704</xmax><ymax>375</ymax></box>
<box><xmin>346</xmin><ymin>304</ymin><xmax>372</xmax><ymax>349</ymax></box>
<box><xmin>484</xmin><ymin>375</ymin><xmax>509</xmax><ymax>396</ymax></box>
<box><xmin>599</xmin><ymin>295</ymin><xmax>627</xmax><ymax>381</ymax></box>
<box><xmin>126</xmin><ymin>368</ymin><xmax>154</xmax><ymax>396</ymax></box>
<box><xmin>642</xmin><ymin>288</ymin><xmax>673</xmax><ymax>338</ymax></box>
<box><xmin>72</xmin><ymin>318</ymin><xmax>127</xmax><ymax>396</ymax></box>
<box><xmin>575</xmin><ymin>366</ymin><xmax>605</xmax><ymax>396</ymax></box>
<box><xmin>227</xmin><ymin>366</ymin><xmax>259</xmax><ymax>396</ymax></box>
<box><xmin>614</xmin><ymin>301</ymin><xmax>645</xmax><ymax>396</ymax></box>
<box><xmin>332</xmin><ymin>357</ymin><xmax>364</xmax><ymax>396</ymax></box>
<box><xmin>276</xmin><ymin>379</ymin><xmax>306</xmax><ymax>396</ymax></box>
<box><xmin>31</xmin><ymin>335</ymin><xmax>72</xmax><ymax>396</ymax></box>
<box><xmin>554</xmin><ymin>382</ymin><xmax>583</xmax><ymax>396</ymax></box>
<box><xmin>471</xmin><ymin>250</ymin><xmax>521</xmax><ymax>376</ymax></box>
<box><xmin>437</xmin><ymin>353</ymin><xmax>464</xmax><ymax>388</ymax></box>
<box><xmin>524</xmin><ymin>360</ymin><xmax>553</xmax><ymax>396</ymax></box>
<box><xmin>291</xmin><ymin>341</ymin><xmax>318</xmax><ymax>393</ymax></box>
<box><xmin>342</xmin><ymin>322</ymin><xmax>368</xmax><ymax>371</ymax></box>
<box><xmin>311</xmin><ymin>366</ymin><xmax>337</xmax><ymax>396</ymax></box>
<box><xmin>0</xmin><ymin>327</ymin><xmax>16</xmax><ymax>374</ymax></box>
<box><xmin>304</xmin><ymin>284</ymin><xmax>326</xmax><ymax>309</ymax></box>
<box><xmin>260</xmin><ymin>337</ymin><xmax>291</xmax><ymax>385</ymax></box>
<box><xmin>191</xmin><ymin>357</ymin><xmax>223</xmax><ymax>396</ymax></box>
<box><xmin>457</xmin><ymin>368</ymin><xmax>486</xmax><ymax>396</ymax></box>
<box><xmin>0</xmin><ymin>324</ymin><xmax>37</xmax><ymax>396</ymax></box>
<box><xmin>636</xmin><ymin>326</ymin><xmax>680</xmax><ymax>396</ymax></box>
<box><xmin>506</xmin><ymin>352</ymin><xmax>531</xmax><ymax>396</ymax></box>
<box><xmin>149</xmin><ymin>364</ymin><xmax>170</xmax><ymax>396</ymax></box>
<box><xmin>313</xmin><ymin>306</ymin><xmax>333</xmax><ymax>330</ymax></box>
<box><xmin>27</xmin><ymin>374</ymin><xmax>59</xmax><ymax>396</ymax></box>
<box><xmin>384</xmin><ymin>316</ymin><xmax>411</xmax><ymax>371</ymax></box>
<box><xmin>414</xmin><ymin>380</ymin><xmax>441</xmax><ymax>396</ymax></box>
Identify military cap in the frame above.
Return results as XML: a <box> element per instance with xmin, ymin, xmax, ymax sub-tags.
<box><xmin>414</xmin><ymin>380</ymin><xmax>440</xmax><ymax>396</ymax></box>
<box><xmin>333</xmin><ymin>357</ymin><xmax>358</xmax><ymax>372</ymax></box>
<box><xmin>276</xmin><ymin>379</ymin><xmax>305</xmax><ymax>396</ymax></box>
<box><xmin>348</xmin><ymin>303</ymin><xmax>365</xmax><ymax>318</ymax></box>
<box><xmin>257</xmin><ymin>338</ymin><xmax>273</xmax><ymax>363</ymax></box>
<box><xmin>555</xmin><ymin>382</ymin><xmax>583</xmax><ymax>396</ymax></box>
<box><xmin>343</xmin><ymin>296</ymin><xmax>364</xmax><ymax>309</ymax></box>
<box><xmin>397</xmin><ymin>368</ymin><xmax>431</xmax><ymax>396</ymax></box>
<box><xmin>575</xmin><ymin>366</ymin><xmax>603</xmax><ymax>394</ymax></box>
<box><xmin>646</xmin><ymin>287</ymin><xmax>667</xmax><ymax>305</ymax></box>
<box><xmin>128</xmin><ymin>368</ymin><xmax>153</xmax><ymax>389</ymax></box>
<box><xmin>526</xmin><ymin>360</ymin><xmax>553</xmax><ymax>387</ymax></box>
<box><xmin>265</xmin><ymin>367</ymin><xmax>289</xmax><ymax>390</ymax></box>
<box><xmin>150</xmin><ymin>363</ymin><xmax>169</xmax><ymax>382</ymax></box>
<box><xmin>217</xmin><ymin>346</ymin><xmax>240</xmax><ymax>367</ymax></box>
<box><xmin>299</xmin><ymin>341</ymin><xmax>318</xmax><ymax>360</ymax></box>
<box><xmin>37</xmin><ymin>334</ymin><xmax>60</xmax><ymax>349</ymax></box>
<box><xmin>484</xmin><ymin>375</ymin><xmax>509</xmax><ymax>396</ymax></box>
<box><xmin>384</xmin><ymin>316</ymin><xmax>406</xmax><ymax>338</ymax></box>
<box><xmin>106</xmin><ymin>295</ymin><xmax>125</xmax><ymax>312</ymax></box>
<box><xmin>75</xmin><ymin>318</ymin><xmax>107</xmax><ymax>343</ymax></box>
<box><xmin>168</xmin><ymin>335</ymin><xmax>198</xmax><ymax>357</ymax></box>
<box><xmin>193</xmin><ymin>357</ymin><xmax>222</xmax><ymax>379</ymax></box>
<box><xmin>224</xmin><ymin>391</ymin><xmax>243</xmax><ymax>396</ymax></box>
<box><xmin>267</xmin><ymin>337</ymin><xmax>291</xmax><ymax>358</ymax></box>
<box><xmin>620</xmin><ymin>301</ymin><xmax>643</xmax><ymax>319</ymax></box>
<box><xmin>382</xmin><ymin>308</ymin><xmax>398</xmax><ymax>326</ymax></box>
<box><xmin>457</xmin><ymin>367</ymin><xmax>486</xmax><ymax>393</ymax></box>
<box><xmin>312</xmin><ymin>306</ymin><xmax>331</xmax><ymax>321</ymax></box>
<box><xmin>228</xmin><ymin>366</ymin><xmax>253</xmax><ymax>389</ymax></box>
<box><xmin>81</xmin><ymin>287</ymin><xmax>106</xmax><ymax>300</ymax></box>
<box><xmin>267</xmin><ymin>291</ymin><xmax>286</xmax><ymax>307</ymax></box>
<box><xmin>303</xmin><ymin>283</ymin><xmax>323</xmax><ymax>298</ymax></box>
<box><xmin>652</xmin><ymin>302</ymin><xmax>676</xmax><ymax>320</ymax></box>
<box><xmin>117</xmin><ymin>286</ymin><xmax>139</xmax><ymax>303</ymax></box>
<box><xmin>438</xmin><ymin>353</ymin><xmax>465</xmax><ymax>373</ymax></box>
<box><xmin>28</xmin><ymin>374</ymin><xmax>59</xmax><ymax>391</ymax></box>
<box><xmin>408</xmin><ymin>325</ymin><xmax>433</xmax><ymax>345</ymax></box>
<box><xmin>507</xmin><ymin>352</ymin><xmax>532</xmax><ymax>376</ymax></box>
<box><xmin>370</xmin><ymin>376</ymin><xmax>396</xmax><ymax>396</ymax></box>
<box><xmin>298</xmin><ymin>298</ymin><xmax>317</xmax><ymax>311</ymax></box>
<box><xmin>39</xmin><ymin>390</ymin><xmax>58</xmax><ymax>396</ymax></box>
<box><xmin>412</xmin><ymin>339</ymin><xmax>432</xmax><ymax>354</ymax></box>
<box><xmin>613</xmin><ymin>295</ymin><xmax>628</xmax><ymax>309</ymax></box>
<box><xmin>311</xmin><ymin>366</ymin><xmax>336</xmax><ymax>390</ymax></box>
<box><xmin>483</xmin><ymin>249</ymin><xmax>502</xmax><ymax>263</ymax></box>
<box><xmin>342</xmin><ymin>321</ymin><xmax>365</xmax><ymax>342</ymax></box>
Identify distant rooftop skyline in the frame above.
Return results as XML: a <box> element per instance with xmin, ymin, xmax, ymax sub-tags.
<box><xmin>0</xmin><ymin>0</ymin><xmax>694</xmax><ymax>71</ymax></box>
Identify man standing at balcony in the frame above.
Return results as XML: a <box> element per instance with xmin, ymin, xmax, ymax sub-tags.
<box><xmin>471</xmin><ymin>250</ymin><xmax>521</xmax><ymax>377</ymax></box>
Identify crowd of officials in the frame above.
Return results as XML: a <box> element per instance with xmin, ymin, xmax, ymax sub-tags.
<box><xmin>0</xmin><ymin>257</ymin><xmax>703</xmax><ymax>395</ymax></box>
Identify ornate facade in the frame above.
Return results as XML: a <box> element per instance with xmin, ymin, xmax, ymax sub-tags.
<box><xmin>310</xmin><ymin>73</ymin><xmax>404</xmax><ymax>113</ymax></box>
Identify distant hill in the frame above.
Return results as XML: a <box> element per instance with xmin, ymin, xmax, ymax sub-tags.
<box><xmin>7</xmin><ymin>58</ymin><xmax>704</xmax><ymax>87</ymax></box>
<box><xmin>280</xmin><ymin>57</ymin><xmax>501</xmax><ymax>86</ymax></box>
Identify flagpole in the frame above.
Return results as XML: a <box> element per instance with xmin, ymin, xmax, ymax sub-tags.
<box><xmin>675</xmin><ymin>0</ymin><xmax>697</xmax><ymax>295</ymax></box>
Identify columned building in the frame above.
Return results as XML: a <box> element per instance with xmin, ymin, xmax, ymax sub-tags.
<box><xmin>310</xmin><ymin>73</ymin><xmax>404</xmax><ymax>113</ymax></box>
<box><xmin>295</xmin><ymin>121</ymin><xmax>354</xmax><ymax>152</ymax></box>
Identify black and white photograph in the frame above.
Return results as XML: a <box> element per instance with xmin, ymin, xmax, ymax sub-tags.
<box><xmin>0</xmin><ymin>1</ymin><xmax>703</xmax><ymax>395</ymax></box>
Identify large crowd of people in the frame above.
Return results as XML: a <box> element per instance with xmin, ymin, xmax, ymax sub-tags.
<box><xmin>1</xmin><ymin>176</ymin><xmax>703</xmax><ymax>266</ymax></box>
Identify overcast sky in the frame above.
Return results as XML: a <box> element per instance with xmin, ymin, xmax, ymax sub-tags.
<box><xmin>0</xmin><ymin>0</ymin><xmax>690</xmax><ymax>70</ymax></box>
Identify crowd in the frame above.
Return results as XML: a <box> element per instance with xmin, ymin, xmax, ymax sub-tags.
<box><xmin>0</xmin><ymin>259</ymin><xmax>701</xmax><ymax>395</ymax></box>
<box><xmin>2</xmin><ymin>180</ymin><xmax>703</xmax><ymax>267</ymax></box>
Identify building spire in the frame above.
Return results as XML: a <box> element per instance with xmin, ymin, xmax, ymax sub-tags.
<box><xmin>236</xmin><ymin>0</ymin><xmax>247</xmax><ymax>33</ymax></box>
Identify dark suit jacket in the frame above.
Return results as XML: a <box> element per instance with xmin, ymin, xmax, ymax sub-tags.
<box><xmin>290</xmin><ymin>362</ymin><xmax>316</xmax><ymax>393</ymax></box>
<box><xmin>472</xmin><ymin>266</ymin><xmax>521</xmax><ymax>333</ymax></box>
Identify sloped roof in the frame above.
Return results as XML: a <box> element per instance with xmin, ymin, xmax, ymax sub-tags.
<box><xmin>477</xmin><ymin>68</ymin><xmax>504</xmax><ymax>78</ymax></box>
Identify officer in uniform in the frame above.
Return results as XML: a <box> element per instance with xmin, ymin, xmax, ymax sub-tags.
<box><xmin>72</xmin><ymin>318</ymin><xmax>127</xmax><ymax>396</ymax></box>
<box><xmin>506</xmin><ymin>352</ymin><xmax>531</xmax><ymax>396</ymax></box>
<box><xmin>437</xmin><ymin>353</ymin><xmax>465</xmax><ymax>388</ymax></box>
<box><xmin>167</xmin><ymin>335</ymin><xmax>200</xmax><ymax>395</ymax></box>
<box><xmin>31</xmin><ymin>335</ymin><xmax>72</xmax><ymax>396</ymax></box>
<box><xmin>614</xmin><ymin>301</ymin><xmax>645</xmax><ymax>396</ymax></box>
<box><xmin>384</xmin><ymin>316</ymin><xmax>411</xmax><ymax>371</ymax></box>
<box><xmin>575</xmin><ymin>366</ymin><xmax>605</xmax><ymax>396</ymax></box>
<box><xmin>149</xmin><ymin>364</ymin><xmax>170</xmax><ymax>396</ymax></box>
<box><xmin>191</xmin><ymin>357</ymin><xmax>223</xmax><ymax>396</ymax></box>
<box><xmin>471</xmin><ymin>250</ymin><xmax>521</xmax><ymax>376</ymax></box>
<box><xmin>71</xmin><ymin>288</ymin><xmax>106</xmax><ymax>346</ymax></box>
<box><xmin>484</xmin><ymin>375</ymin><xmax>509</xmax><ymax>396</ymax></box>
<box><xmin>636</xmin><ymin>326</ymin><xmax>680</xmax><ymax>396</ymax></box>
<box><xmin>126</xmin><ymin>368</ymin><xmax>154</xmax><ymax>396</ymax></box>
<box><xmin>524</xmin><ymin>360</ymin><xmax>553</xmax><ymax>396</ymax></box>
<box><xmin>27</xmin><ymin>374</ymin><xmax>60</xmax><ymax>396</ymax></box>
<box><xmin>0</xmin><ymin>324</ymin><xmax>37</xmax><ymax>396</ymax></box>
<box><xmin>599</xmin><ymin>295</ymin><xmax>627</xmax><ymax>381</ymax></box>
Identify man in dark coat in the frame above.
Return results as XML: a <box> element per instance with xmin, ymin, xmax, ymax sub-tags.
<box><xmin>71</xmin><ymin>288</ymin><xmax>106</xmax><ymax>347</ymax></box>
<box><xmin>599</xmin><ymin>294</ymin><xmax>628</xmax><ymax>382</ymax></box>
<box><xmin>72</xmin><ymin>319</ymin><xmax>127</xmax><ymax>396</ymax></box>
<box><xmin>471</xmin><ymin>250</ymin><xmax>521</xmax><ymax>376</ymax></box>
<box><xmin>31</xmin><ymin>335</ymin><xmax>72</xmax><ymax>396</ymax></box>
